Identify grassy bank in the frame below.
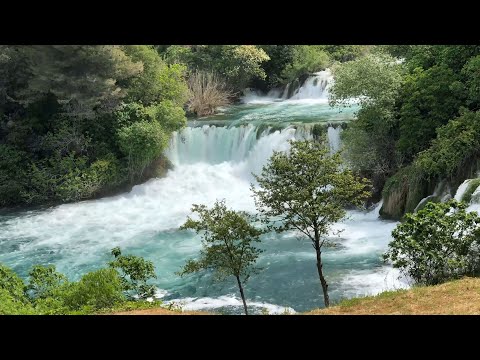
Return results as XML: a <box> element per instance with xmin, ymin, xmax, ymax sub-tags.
<box><xmin>305</xmin><ymin>277</ymin><xmax>480</xmax><ymax>315</ymax></box>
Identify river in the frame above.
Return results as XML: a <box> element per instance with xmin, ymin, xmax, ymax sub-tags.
<box><xmin>0</xmin><ymin>71</ymin><xmax>409</xmax><ymax>314</ymax></box>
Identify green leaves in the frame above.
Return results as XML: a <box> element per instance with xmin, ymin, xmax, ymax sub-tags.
<box><xmin>414</xmin><ymin>110</ymin><xmax>480</xmax><ymax>179</ymax></box>
<box><xmin>281</xmin><ymin>46</ymin><xmax>330</xmax><ymax>83</ymax></box>
<box><xmin>109</xmin><ymin>247</ymin><xmax>157</xmax><ymax>300</ymax></box>
<box><xmin>0</xmin><ymin>264</ymin><xmax>28</xmax><ymax>303</ymax></box>
<box><xmin>0</xmin><ymin>45</ymin><xmax>189</xmax><ymax>208</ymax></box>
<box><xmin>27</xmin><ymin>265</ymin><xmax>68</xmax><ymax>300</ymax></box>
<box><xmin>252</xmin><ymin>140</ymin><xmax>371</xmax><ymax>244</ymax></box>
<box><xmin>329</xmin><ymin>53</ymin><xmax>403</xmax><ymax>109</ymax></box>
<box><xmin>384</xmin><ymin>200</ymin><xmax>480</xmax><ymax>285</ymax></box>
<box><xmin>117</xmin><ymin>120</ymin><xmax>168</xmax><ymax>182</ymax></box>
<box><xmin>62</xmin><ymin>268</ymin><xmax>125</xmax><ymax>311</ymax></box>
<box><xmin>179</xmin><ymin>200</ymin><xmax>264</xmax><ymax>284</ymax></box>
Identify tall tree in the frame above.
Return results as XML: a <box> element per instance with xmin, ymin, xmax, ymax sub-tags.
<box><xmin>178</xmin><ymin>200</ymin><xmax>264</xmax><ymax>315</ymax></box>
<box><xmin>16</xmin><ymin>45</ymin><xmax>143</xmax><ymax>117</ymax></box>
<box><xmin>251</xmin><ymin>140</ymin><xmax>371</xmax><ymax>307</ymax></box>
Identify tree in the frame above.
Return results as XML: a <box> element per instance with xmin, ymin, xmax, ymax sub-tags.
<box><xmin>251</xmin><ymin>140</ymin><xmax>371</xmax><ymax>307</ymax></box>
<box><xmin>178</xmin><ymin>200</ymin><xmax>264</xmax><ymax>315</ymax></box>
<box><xmin>122</xmin><ymin>45</ymin><xmax>189</xmax><ymax>106</ymax></box>
<box><xmin>396</xmin><ymin>65</ymin><xmax>464</xmax><ymax>161</ymax></box>
<box><xmin>281</xmin><ymin>45</ymin><xmax>330</xmax><ymax>82</ymax></box>
<box><xmin>27</xmin><ymin>265</ymin><xmax>68</xmax><ymax>300</ymax></box>
<box><xmin>16</xmin><ymin>45</ymin><xmax>143</xmax><ymax>117</ymax></box>
<box><xmin>109</xmin><ymin>247</ymin><xmax>157</xmax><ymax>300</ymax></box>
<box><xmin>117</xmin><ymin>120</ymin><xmax>168</xmax><ymax>182</ymax></box>
<box><xmin>329</xmin><ymin>52</ymin><xmax>404</xmax><ymax>193</ymax></box>
<box><xmin>384</xmin><ymin>200</ymin><xmax>480</xmax><ymax>285</ymax></box>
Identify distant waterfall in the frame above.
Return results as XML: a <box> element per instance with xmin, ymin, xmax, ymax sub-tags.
<box><xmin>287</xmin><ymin>70</ymin><xmax>332</xmax><ymax>100</ymax></box>
<box><xmin>242</xmin><ymin>69</ymin><xmax>333</xmax><ymax>104</ymax></box>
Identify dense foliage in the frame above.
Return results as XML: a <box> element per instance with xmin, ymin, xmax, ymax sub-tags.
<box><xmin>0</xmin><ymin>248</ymin><xmax>160</xmax><ymax>314</ymax></box>
<box><xmin>252</xmin><ymin>140</ymin><xmax>371</xmax><ymax>307</ymax></box>
<box><xmin>160</xmin><ymin>45</ymin><xmax>368</xmax><ymax>93</ymax></box>
<box><xmin>109</xmin><ymin>247</ymin><xmax>157</xmax><ymax>300</ymax></box>
<box><xmin>0</xmin><ymin>45</ymin><xmax>188</xmax><ymax>208</ymax></box>
<box><xmin>330</xmin><ymin>45</ymin><xmax>480</xmax><ymax>217</ymax></box>
<box><xmin>179</xmin><ymin>200</ymin><xmax>264</xmax><ymax>315</ymax></box>
<box><xmin>384</xmin><ymin>200</ymin><xmax>480</xmax><ymax>285</ymax></box>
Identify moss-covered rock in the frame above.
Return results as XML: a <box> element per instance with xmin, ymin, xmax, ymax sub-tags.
<box><xmin>380</xmin><ymin>165</ymin><xmax>429</xmax><ymax>220</ymax></box>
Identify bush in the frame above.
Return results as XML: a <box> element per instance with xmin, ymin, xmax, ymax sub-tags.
<box><xmin>56</xmin><ymin>154</ymin><xmax>122</xmax><ymax>202</ymax></box>
<box><xmin>384</xmin><ymin>200</ymin><xmax>480</xmax><ymax>285</ymax></box>
<box><xmin>27</xmin><ymin>265</ymin><xmax>68</xmax><ymax>301</ymax></box>
<box><xmin>109</xmin><ymin>247</ymin><xmax>157</xmax><ymax>300</ymax></box>
<box><xmin>187</xmin><ymin>71</ymin><xmax>233</xmax><ymax>116</ymax></box>
<box><xmin>117</xmin><ymin>120</ymin><xmax>168</xmax><ymax>182</ymax></box>
<box><xmin>0</xmin><ymin>289</ymin><xmax>36</xmax><ymax>315</ymax></box>
<box><xmin>281</xmin><ymin>46</ymin><xmax>330</xmax><ymax>82</ymax></box>
<box><xmin>122</xmin><ymin>45</ymin><xmax>189</xmax><ymax>106</ymax></box>
<box><xmin>0</xmin><ymin>263</ymin><xmax>27</xmax><ymax>303</ymax></box>
<box><xmin>147</xmin><ymin>100</ymin><xmax>186</xmax><ymax>132</ymax></box>
<box><xmin>63</xmin><ymin>268</ymin><xmax>125</xmax><ymax>311</ymax></box>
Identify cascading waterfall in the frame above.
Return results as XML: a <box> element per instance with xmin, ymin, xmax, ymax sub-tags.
<box><xmin>242</xmin><ymin>69</ymin><xmax>333</xmax><ymax>104</ymax></box>
<box><xmin>288</xmin><ymin>70</ymin><xmax>332</xmax><ymax>100</ymax></box>
<box><xmin>166</xmin><ymin>122</ymin><xmax>343</xmax><ymax>172</ymax></box>
<box><xmin>0</xmin><ymin>80</ymin><xmax>406</xmax><ymax>315</ymax></box>
<box><xmin>454</xmin><ymin>179</ymin><xmax>472</xmax><ymax>202</ymax></box>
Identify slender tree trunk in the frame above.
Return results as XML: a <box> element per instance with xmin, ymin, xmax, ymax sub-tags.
<box><xmin>315</xmin><ymin>246</ymin><xmax>330</xmax><ymax>307</ymax></box>
<box><xmin>314</xmin><ymin>228</ymin><xmax>330</xmax><ymax>308</ymax></box>
<box><xmin>235</xmin><ymin>275</ymin><xmax>249</xmax><ymax>315</ymax></box>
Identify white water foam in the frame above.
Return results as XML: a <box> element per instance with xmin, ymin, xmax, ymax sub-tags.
<box><xmin>340</xmin><ymin>267</ymin><xmax>410</xmax><ymax>298</ymax></box>
<box><xmin>454</xmin><ymin>179</ymin><xmax>472</xmax><ymax>201</ymax></box>
<box><xmin>165</xmin><ymin>295</ymin><xmax>296</xmax><ymax>315</ymax></box>
<box><xmin>241</xmin><ymin>69</ymin><xmax>333</xmax><ymax>104</ymax></box>
<box><xmin>0</xmin><ymin>111</ymin><xmax>402</xmax><ymax>312</ymax></box>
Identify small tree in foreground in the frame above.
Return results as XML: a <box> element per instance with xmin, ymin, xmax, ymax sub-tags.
<box><xmin>109</xmin><ymin>247</ymin><xmax>157</xmax><ymax>300</ymax></box>
<box><xmin>178</xmin><ymin>200</ymin><xmax>264</xmax><ymax>315</ymax></box>
<box><xmin>27</xmin><ymin>265</ymin><xmax>68</xmax><ymax>300</ymax></box>
<box><xmin>252</xmin><ymin>140</ymin><xmax>371</xmax><ymax>307</ymax></box>
<box><xmin>384</xmin><ymin>200</ymin><xmax>480</xmax><ymax>285</ymax></box>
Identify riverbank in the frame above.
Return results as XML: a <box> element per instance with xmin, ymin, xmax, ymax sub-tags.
<box><xmin>306</xmin><ymin>277</ymin><xmax>480</xmax><ymax>315</ymax></box>
<box><xmin>112</xmin><ymin>278</ymin><xmax>480</xmax><ymax>315</ymax></box>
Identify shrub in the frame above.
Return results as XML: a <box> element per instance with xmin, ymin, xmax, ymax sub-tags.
<box><xmin>281</xmin><ymin>46</ymin><xmax>330</xmax><ymax>82</ymax></box>
<box><xmin>109</xmin><ymin>247</ymin><xmax>157</xmax><ymax>300</ymax></box>
<box><xmin>0</xmin><ymin>263</ymin><xmax>27</xmax><ymax>303</ymax></box>
<box><xmin>384</xmin><ymin>200</ymin><xmax>480</xmax><ymax>285</ymax></box>
<box><xmin>0</xmin><ymin>289</ymin><xmax>36</xmax><ymax>315</ymax></box>
<box><xmin>27</xmin><ymin>265</ymin><xmax>68</xmax><ymax>301</ymax></box>
<box><xmin>187</xmin><ymin>70</ymin><xmax>233</xmax><ymax>116</ymax></box>
<box><xmin>147</xmin><ymin>100</ymin><xmax>186</xmax><ymax>132</ymax></box>
<box><xmin>117</xmin><ymin>120</ymin><xmax>168</xmax><ymax>182</ymax></box>
<box><xmin>63</xmin><ymin>268</ymin><xmax>125</xmax><ymax>311</ymax></box>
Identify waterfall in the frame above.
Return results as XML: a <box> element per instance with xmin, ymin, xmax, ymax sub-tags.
<box><xmin>327</xmin><ymin>126</ymin><xmax>342</xmax><ymax>154</ymax></box>
<box><xmin>289</xmin><ymin>70</ymin><xmax>332</xmax><ymax>100</ymax></box>
<box><xmin>454</xmin><ymin>179</ymin><xmax>473</xmax><ymax>202</ymax></box>
<box><xmin>166</xmin><ymin>123</ymin><xmax>341</xmax><ymax>171</ymax></box>
<box><xmin>242</xmin><ymin>69</ymin><xmax>333</xmax><ymax>104</ymax></box>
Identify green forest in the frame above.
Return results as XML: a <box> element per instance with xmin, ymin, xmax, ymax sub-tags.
<box><xmin>2</xmin><ymin>45</ymin><xmax>480</xmax><ymax>315</ymax></box>
<box><xmin>0</xmin><ymin>45</ymin><xmax>369</xmax><ymax>208</ymax></box>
